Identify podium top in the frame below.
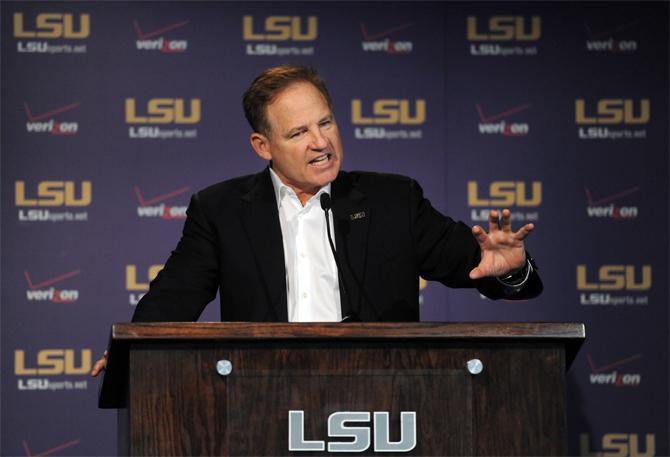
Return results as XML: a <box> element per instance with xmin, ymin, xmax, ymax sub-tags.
<box><xmin>99</xmin><ymin>322</ymin><xmax>585</xmax><ymax>408</ymax></box>
<box><xmin>111</xmin><ymin>321</ymin><xmax>585</xmax><ymax>340</ymax></box>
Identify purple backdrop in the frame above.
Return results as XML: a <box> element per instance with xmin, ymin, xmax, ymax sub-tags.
<box><xmin>2</xmin><ymin>1</ymin><xmax>667</xmax><ymax>455</ymax></box>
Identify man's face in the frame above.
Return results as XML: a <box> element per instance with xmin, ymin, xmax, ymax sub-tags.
<box><xmin>252</xmin><ymin>81</ymin><xmax>343</xmax><ymax>201</ymax></box>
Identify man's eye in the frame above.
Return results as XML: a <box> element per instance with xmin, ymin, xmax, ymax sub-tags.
<box><xmin>290</xmin><ymin>131</ymin><xmax>304</xmax><ymax>139</ymax></box>
<box><xmin>319</xmin><ymin>120</ymin><xmax>332</xmax><ymax>127</ymax></box>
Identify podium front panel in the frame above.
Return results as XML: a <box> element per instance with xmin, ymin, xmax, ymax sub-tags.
<box><xmin>125</xmin><ymin>339</ymin><xmax>565</xmax><ymax>456</ymax></box>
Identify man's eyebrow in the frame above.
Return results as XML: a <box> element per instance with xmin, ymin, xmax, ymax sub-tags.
<box><xmin>284</xmin><ymin>115</ymin><xmax>333</xmax><ymax>137</ymax></box>
<box><xmin>285</xmin><ymin>124</ymin><xmax>308</xmax><ymax>137</ymax></box>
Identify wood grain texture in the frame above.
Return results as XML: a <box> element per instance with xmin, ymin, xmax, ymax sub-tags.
<box><xmin>101</xmin><ymin>323</ymin><xmax>584</xmax><ymax>410</ymax></box>
<box><xmin>123</xmin><ymin>340</ymin><xmax>568</xmax><ymax>456</ymax></box>
<box><xmin>100</xmin><ymin>323</ymin><xmax>583</xmax><ymax>455</ymax></box>
<box><xmin>112</xmin><ymin>322</ymin><xmax>585</xmax><ymax>340</ymax></box>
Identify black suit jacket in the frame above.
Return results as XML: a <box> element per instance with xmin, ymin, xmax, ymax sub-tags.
<box><xmin>132</xmin><ymin>168</ymin><xmax>542</xmax><ymax>322</ymax></box>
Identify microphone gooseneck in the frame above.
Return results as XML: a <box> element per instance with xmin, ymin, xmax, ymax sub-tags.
<box><xmin>319</xmin><ymin>192</ymin><xmax>358</xmax><ymax>322</ymax></box>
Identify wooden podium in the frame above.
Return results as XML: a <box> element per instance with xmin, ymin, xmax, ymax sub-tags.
<box><xmin>99</xmin><ymin>322</ymin><xmax>584</xmax><ymax>456</ymax></box>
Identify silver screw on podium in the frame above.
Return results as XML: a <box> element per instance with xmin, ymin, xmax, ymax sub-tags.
<box><xmin>466</xmin><ymin>358</ymin><xmax>484</xmax><ymax>375</ymax></box>
<box><xmin>216</xmin><ymin>359</ymin><xmax>233</xmax><ymax>376</ymax></box>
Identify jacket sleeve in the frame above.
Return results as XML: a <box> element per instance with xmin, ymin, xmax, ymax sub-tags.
<box><xmin>409</xmin><ymin>179</ymin><xmax>542</xmax><ymax>300</ymax></box>
<box><xmin>132</xmin><ymin>193</ymin><xmax>220</xmax><ymax>321</ymax></box>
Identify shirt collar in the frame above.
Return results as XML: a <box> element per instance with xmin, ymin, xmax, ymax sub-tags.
<box><xmin>269</xmin><ymin>167</ymin><xmax>332</xmax><ymax>209</ymax></box>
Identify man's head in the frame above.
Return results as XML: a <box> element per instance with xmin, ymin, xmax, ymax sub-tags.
<box><xmin>244</xmin><ymin>65</ymin><xmax>343</xmax><ymax>204</ymax></box>
<box><xmin>243</xmin><ymin>65</ymin><xmax>332</xmax><ymax>137</ymax></box>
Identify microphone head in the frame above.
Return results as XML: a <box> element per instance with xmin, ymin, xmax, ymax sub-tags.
<box><xmin>320</xmin><ymin>192</ymin><xmax>332</xmax><ymax>211</ymax></box>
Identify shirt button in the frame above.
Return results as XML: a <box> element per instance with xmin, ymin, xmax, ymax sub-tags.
<box><xmin>300</xmin><ymin>252</ymin><xmax>306</xmax><ymax>258</ymax></box>
<box><xmin>302</xmin><ymin>292</ymin><xmax>308</xmax><ymax>299</ymax></box>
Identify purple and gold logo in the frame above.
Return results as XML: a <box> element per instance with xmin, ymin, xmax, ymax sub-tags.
<box><xmin>15</xmin><ymin>180</ymin><xmax>91</xmax><ymax>222</ymax></box>
<box><xmin>243</xmin><ymin>15</ymin><xmax>317</xmax><ymax>56</ymax></box>
<box><xmin>576</xmin><ymin>98</ymin><xmax>649</xmax><ymax>140</ymax></box>
<box><xmin>14</xmin><ymin>12</ymin><xmax>89</xmax><ymax>53</ymax></box>
<box><xmin>467</xmin><ymin>16</ymin><xmax>540</xmax><ymax>56</ymax></box>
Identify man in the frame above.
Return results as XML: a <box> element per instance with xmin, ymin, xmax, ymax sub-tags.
<box><xmin>91</xmin><ymin>65</ymin><xmax>541</xmax><ymax>375</ymax></box>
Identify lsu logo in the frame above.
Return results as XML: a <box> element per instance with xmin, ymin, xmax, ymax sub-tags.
<box><xmin>126</xmin><ymin>264</ymin><xmax>163</xmax><ymax>291</ymax></box>
<box><xmin>14</xmin><ymin>349</ymin><xmax>92</xmax><ymax>375</ymax></box>
<box><xmin>577</xmin><ymin>265</ymin><xmax>652</xmax><ymax>291</ymax></box>
<box><xmin>243</xmin><ymin>15</ymin><xmax>317</xmax><ymax>41</ymax></box>
<box><xmin>468</xmin><ymin>181</ymin><xmax>542</xmax><ymax>207</ymax></box>
<box><xmin>15</xmin><ymin>181</ymin><xmax>92</xmax><ymax>207</ymax></box>
<box><xmin>125</xmin><ymin>98</ymin><xmax>201</xmax><ymax>124</ymax></box>
<box><xmin>580</xmin><ymin>433</ymin><xmax>655</xmax><ymax>457</ymax></box>
<box><xmin>467</xmin><ymin>16</ymin><xmax>541</xmax><ymax>41</ymax></box>
<box><xmin>13</xmin><ymin>13</ymin><xmax>90</xmax><ymax>39</ymax></box>
<box><xmin>575</xmin><ymin>99</ymin><xmax>650</xmax><ymax>125</ymax></box>
<box><xmin>351</xmin><ymin>99</ymin><xmax>425</xmax><ymax>125</ymax></box>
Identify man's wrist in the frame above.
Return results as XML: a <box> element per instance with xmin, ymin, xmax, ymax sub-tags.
<box><xmin>497</xmin><ymin>259</ymin><xmax>532</xmax><ymax>288</ymax></box>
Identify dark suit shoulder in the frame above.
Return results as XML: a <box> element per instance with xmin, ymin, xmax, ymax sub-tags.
<box><xmin>345</xmin><ymin>170</ymin><xmax>413</xmax><ymax>184</ymax></box>
<box><xmin>192</xmin><ymin>171</ymin><xmax>265</xmax><ymax>215</ymax></box>
<box><xmin>343</xmin><ymin>170</ymin><xmax>416</xmax><ymax>197</ymax></box>
<box><xmin>197</xmin><ymin>173</ymin><xmax>257</xmax><ymax>200</ymax></box>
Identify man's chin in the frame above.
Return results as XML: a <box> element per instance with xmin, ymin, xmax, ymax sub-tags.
<box><xmin>314</xmin><ymin>167</ymin><xmax>339</xmax><ymax>187</ymax></box>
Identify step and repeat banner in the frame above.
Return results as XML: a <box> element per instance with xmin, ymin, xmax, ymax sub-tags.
<box><xmin>1</xmin><ymin>1</ymin><xmax>668</xmax><ymax>455</ymax></box>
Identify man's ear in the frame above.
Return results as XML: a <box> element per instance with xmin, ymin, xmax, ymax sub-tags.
<box><xmin>250</xmin><ymin>132</ymin><xmax>272</xmax><ymax>161</ymax></box>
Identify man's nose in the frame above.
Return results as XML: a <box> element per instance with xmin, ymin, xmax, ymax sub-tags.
<box><xmin>308</xmin><ymin>128</ymin><xmax>329</xmax><ymax>150</ymax></box>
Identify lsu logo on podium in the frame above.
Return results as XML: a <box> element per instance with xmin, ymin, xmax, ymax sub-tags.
<box><xmin>243</xmin><ymin>16</ymin><xmax>317</xmax><ymax>41</ymax></box>
<box><xmin>15</xmin><ymin>181</ymin><xmax>92</xmax><ymax>207</ymax></box>
<box><xmin>288</xmin><ymin>411</ymin><xmax>416</xmax><ymax>452</ymax></box>
<box><xmin>127</xmin><ymin>264</ymin><xmax>163</xmax><ymax>305</ymax></box>
<box><xmin>580</xmin><ymin>433</ymin><xmax>655</xmax><ymax>457</ymax></box>
<box><xmin>13</xmin><ymin>13</ymin><xmax>90</xmax><ymax>39</ymax></box>
<box><xmin>467</xmin><ymin>16</ymin><xmax>541</xmax><ymax>41</ymax></box>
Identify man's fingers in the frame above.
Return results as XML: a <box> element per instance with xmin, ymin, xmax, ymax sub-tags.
<box><xmin>515</xmin><ymin>223</ymin><xmax>535</xmax><ymax>240</ymax></box>
<box><xmin>91</xmin><ymin>361</ymin><xmax>104</xmax><ymax>377</ymax></box>
<box><xmin>500</xmin><ymin>209</ymin><xmax>512</xmax><ymax>232</ymax></box>
<box><xmin>472</xmin><ymin>225</ymin><xmax>488</xmax><ymax>244</ymax></box>
<box><xmin>469</xmin><ymin>266</ymin><xmax>484</xmax><ymax>280</ymax></box>
<box><xmin>487</xmin><ymin>210</ymin><xmax>500</xmax><ymax>233</ymax></box>
<box><xmin>90</xmin><ymin>352</ymin><xmax>108</xmax><ymax>377</ymax></box>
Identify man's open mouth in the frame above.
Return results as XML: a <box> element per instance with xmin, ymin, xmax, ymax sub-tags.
<box><xmin>309</xmin><ymin>153</ymin><xmax>332</xmax><ymax>165</ymax></box>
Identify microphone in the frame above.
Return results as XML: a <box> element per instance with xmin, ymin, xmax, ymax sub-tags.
<box><xmin>320</xmin><ymin>193</ymin><xmax>358</xmax><ymax>322</ymax></box>
<box><xmin>319</xmin><ymin>192</ymin><xmax>332</xmax><ymax>212</ymax></box>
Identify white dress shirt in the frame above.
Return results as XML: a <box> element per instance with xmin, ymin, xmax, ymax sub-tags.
<box><xmin>269</xmin><ymin>168</ymin><xmax>342</xmax><ymax>322</ymax></box>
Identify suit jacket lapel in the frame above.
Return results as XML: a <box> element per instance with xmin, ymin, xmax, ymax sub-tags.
<box><xmin>331</xmin><ymin>172</ymin><xmax>375</xmax><ymax>319</ymax></box>
<box><xmin>240</xmin><ymin>168</ymin><xmax>288</xmax><ymax>321</ymax></box>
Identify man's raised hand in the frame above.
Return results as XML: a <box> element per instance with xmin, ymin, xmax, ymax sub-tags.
<box><xmin>469</xmin><ymin>209</ymin><xmax>534</xmax><ymax>280</ymax></box>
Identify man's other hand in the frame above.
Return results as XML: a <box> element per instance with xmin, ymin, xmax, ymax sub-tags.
<box><xmin>90</xmin><ymin>350</ymin><xmax>108</xmax><ymax>377</ymax></box>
